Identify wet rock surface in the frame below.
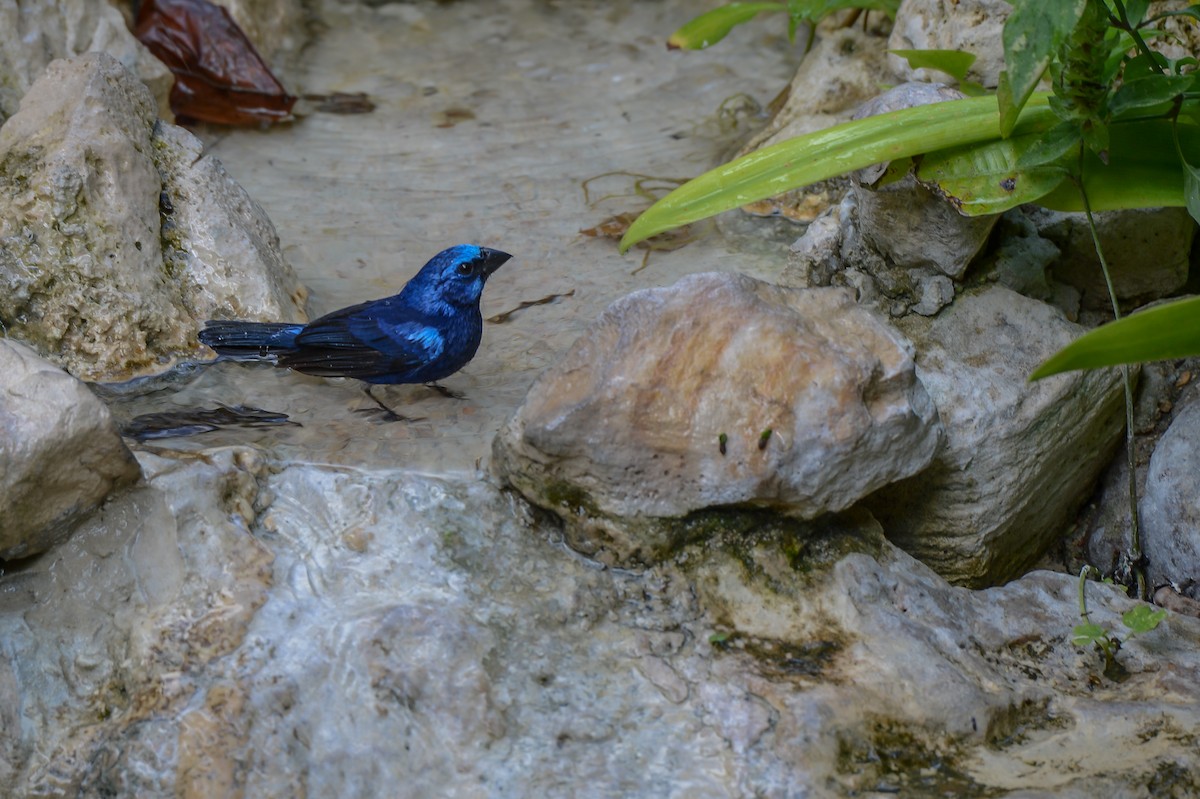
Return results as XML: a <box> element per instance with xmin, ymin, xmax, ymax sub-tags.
<box><xmin>0</xmin><ymin>52</ymin><xmax>306</xmax><ymax>382</ymax></box>
<box><xmin>494</xmin><ymin>273</ymin><xmax>941</xmax><ymax>565</ymax></box>
<box><xmin>0</xmin><ymin>339</ymin><xmax>141</xmax><ymax>560</ymax></box>
<box><xmin>4</xmin><ymin>454</ymin><xmax>1199</xmax><ymax>796</ymax></box>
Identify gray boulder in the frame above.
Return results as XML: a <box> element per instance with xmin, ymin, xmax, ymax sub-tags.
<box><xmin>0</xmin><ymin>339</ymin><xmax>141</xmax><ymax>559</ymax></box>
<box><xmin>866</xmin><ymin>286</ymin><xmax>1128</xmax><ymax>586</ymax></box>
<box><xmin>1030</xmin><ymin>207</ymin><xmax>1195</xmax><ymax>312</ymax></box>
<box><xmin>0</xmin><ymin>0</ymin><xmax>173</xmax><ymax>124</ymax></box>
<box><xmin>1143</xmin><ymin>395</ymin><xmax>1200</xmax><ymax>597</ymax></box>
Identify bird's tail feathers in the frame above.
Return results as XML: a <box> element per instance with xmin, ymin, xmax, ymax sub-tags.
<box><xmin>198</xmin><ymin>321</ymin><xmax>303</xmax><ymax>359</ymax></box>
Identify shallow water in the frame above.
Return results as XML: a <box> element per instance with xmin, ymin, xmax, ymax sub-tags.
<box><xmin>108</xmin><ymin>0</ymin><xmax>801</xmax><ymax>472</ymax></box>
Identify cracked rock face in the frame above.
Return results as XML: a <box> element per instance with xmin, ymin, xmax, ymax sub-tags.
<box><xmin>866</xmin><ymin>286</ymin><xmax>1128</xmax><ymax>586</ymax></box>
<box><xmin>493</xmin><ymin>273</ymin><xmax>942</xmax><ymax>565</ymax></box>
<box><xmin>0</xmin><ymin>52</ymin><xmax>307</xmax><ymax>382</ymax></box>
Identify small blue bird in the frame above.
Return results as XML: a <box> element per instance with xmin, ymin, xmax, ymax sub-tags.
<box><xmin>199</xmin><ymin>244</ymin><xmax>512</xmax><ymax>417</ymax></box>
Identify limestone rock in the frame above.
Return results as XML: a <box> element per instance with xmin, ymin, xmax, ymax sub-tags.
<box><xmin>0</xmin><ymin>0</ymin><xmax>173</xmax><ymax>124</ymax></box>
<box><xmin>493</xmin><ymin>273</ymin><xmax>942</xmax><ymax>565</ymax></box>
<box><xmin>5</xmin><ymin>461</ymin><xmax>1199</xmax><ymax>796</ymax></box>
<box><xmin>1143</xmin><ymin>396</ymin><xmax>1200</xmax><ymax>597</ymax></box>
<box><xmin>785</xmin><ymin>85</ymin><xmax>1000</xmax><ymax>317</ymax></box>
<box><xmin>733</xmin><ymin>22</ymin><xmax>893</xmax><ymax>222</ymax></box>
<box><xmin>219</xmin><ymin>0</ymin><xmax>310</xmax><ymax>68</ymax></box>
<box><xmin>740</xmin><ymin>22</ymin><xmax>893</xmax><ymax>154</ymax></box>
<box><xmin>0</xmin><ymin>53</ymin><xmax>307</xmax><ymax>382</ymax></box>
<box><xmin>887</xmin><ymin>0</ymin><xmax>1010</xmax><ymax>88</ymax></box>
<box><xmin>852</xmin><ymin>83</ymin><xmax>999</xmax><ymax>282</ymax></box>
<box><xmin>1029</xmin><ymin>207</ymin><xmax>1195</xmax><ymax>311</ymax></box>
<box><xmin>0</xmin><ymin>339</ymin><xmax>141</xmax><ymax>560</ymax></box>
<box><xmin>865</xmin><ymin>286</ymin><xmax>1128</xmax><ymax>586</ymax></box>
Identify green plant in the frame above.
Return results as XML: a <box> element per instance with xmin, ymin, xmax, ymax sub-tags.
<box><xmin>1072</xmin><ymin>565</ymin><xmax>1166</xmax><ymax>678</ymax></box>
<box><xmin>666</xmin><ymin>1</ymin><xmax>901</xmax><ymax>53</ymax></box>
<box><xmin>630</xmin><ymin>0</ymin><xmax>1200</xmax><ymax>597</ymax></box>
<box><xmin>625</xmin><ymin>0</ymin><xmax>1200</xmax><ymax>375</ymax></box>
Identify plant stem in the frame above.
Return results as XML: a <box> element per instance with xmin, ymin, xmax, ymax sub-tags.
<box><xmin>1109</xmin><ymin>0</ymin><xmax>1163</xmax><ymax>73</ymax></box>
<box><xmin>1077</xmin><ymin>564</ymin><xmax>1095</xmax><ymax>622</ymax></box>
<box><xmin>1078</xmin><ymin>166</ymin><xmax>1148</xmax><ymax>600</ymax></box>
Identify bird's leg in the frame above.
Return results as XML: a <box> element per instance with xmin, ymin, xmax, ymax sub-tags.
<box><xmin>426</xmin><ymin>382</ymin><xmax>466</xmax><ymax>400</ymax></box>
<box><xmin>354</xmin><ymin>385</ymin><xmax>426</xmax><ymax>422</ymax></box>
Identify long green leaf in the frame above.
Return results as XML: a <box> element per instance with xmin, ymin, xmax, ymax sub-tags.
<box><xmin>1031</xmin><ymin>296</ymin><xmax>1200</xmax><ymax>379</ymax></box>
<box><xmin>917</xmin><ymin>133</ymin><xmax>1070</xmax><ymax>214</ymax></box>
<box><xmin>889</xmin><ymin>49</ymin><xmax>977</xmax><ymax>81</ymax></box>
<box><xmin>667</xmin><ymin>3</ymin><xmax>785</xmax><ymax>50</ymax></box>
<box><xmin>1036</xmin><ymin>120</ymin><xmax>1200</xmax><ymax>211</ymax></box>
<box><xmin>619</xmin><ymin>94</ymin><xmax>1057</xmax><ymax>251</ymax></box>
<box><xmin>924</xmin><ymin>119</ymin><xmax>1200</xmax><ymax>215</ymax></box>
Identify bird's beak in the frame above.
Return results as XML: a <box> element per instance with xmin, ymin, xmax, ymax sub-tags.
<box><xmin>479</xmin><ymin>248</ymin><xmax>513</xmax><ymax>277</ymax></box>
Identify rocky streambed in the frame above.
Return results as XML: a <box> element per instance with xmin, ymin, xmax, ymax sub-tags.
<box><xmin>2</xmin><ymin>1</ymin><xmax>1199</xmax><ymax>796</ymax></box>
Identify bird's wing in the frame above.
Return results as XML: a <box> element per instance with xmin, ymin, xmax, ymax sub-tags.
<box><xmin>282</xmin><ymin>315</ymin><xmax>444</xmax><ymax>380</ymax></box>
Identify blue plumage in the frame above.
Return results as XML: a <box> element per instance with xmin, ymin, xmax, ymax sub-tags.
<box><xmin>198</xmin><ymin>245</ymin><xmax>512</xmax><ymax>388</ymax></box>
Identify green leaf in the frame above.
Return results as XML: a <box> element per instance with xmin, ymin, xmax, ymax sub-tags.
<box><xmin>620</xmin><ymin>94</ymin><xmax>1058</xmax><ymax>251</ymax></box>
<box><xmin>1151</xmin><ymin>3</ymin><xmax>1200</xmax><ymax>24</ymax></box>
<box><xmin>1123</xmin><ymin>51</ymin><xmax>1172</xmax><ymax>82</ymax></box>
<box><xmin>1181</xmin><ymin>147</ymin><xmax>1200</xmax><ymax>224</ymax></box>
<box><xmin>1031</xmin><ymin>295</ymin><xmax>1200</xmax><ymax>379</ymax></box>
<box><xmin>889</xmin><ymin>48</ymin><xmax>977</xmax><ymax>82</ymax></box>
<box><xmin>1015</xmin><ymin>120</ymin><xmax>1083</xmax><ymax>168</ymax></box>
<box><xmin>788</xmin><ymin>0</ymin><xmax>902</xmax><ymax>22</ymax></box>
<box><xmin>1072</xmin><ymin>621</ymin><xmax>1110</xmax><ymax>648</ymax></box>
<box><xmin>667</xmin><ymin>3</ymin><xmax>786</xmax><ymax>50</ymax></box>
<box><xmin>917</xmin><ymin>133</ymin><xmax>1070</xmax><ymax>214</ymax></box>
<box><xmin>1110</xmin><ymin>74</ymin><xmax>1196</xmax><ymax>118</ymax></box>
<box><xmin>998</xmin><ymin>0</ymin><xmax>1088</xmax><ymax>136</ymax></box>
<box><xmin>1122</xmin><ymin>605</ymin><xmax>1168</xmax><ymax>635</ymax></box>
<box><xmin>1123</xmin><ymin>0</ymin><xmax>1152</xmax><ymax>27</ymax></box>
<box><xmin>1036</xmin><ymin>119</ymin><xmax>1200</xmax><ymax>211</ymax></box>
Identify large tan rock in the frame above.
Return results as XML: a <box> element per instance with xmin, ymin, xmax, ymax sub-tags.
<box><xmin>0</xmin><ymin>339</ymin><xmax>141</xmax><ymax>559</ymax></box>
<box><xmin>494</xmin><ymin>273</ymin><xmax>942</xmax><ymax>565</ymax></box>
<box><xmin>0</xmin><ymin>53</ymin><xmax>307</xmax><ymax>381</ymax></box>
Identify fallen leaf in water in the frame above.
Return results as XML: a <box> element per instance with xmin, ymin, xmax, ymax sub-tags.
<box><xmin>435</xmin><ymin>107</ymin><xmax>477</xmax><ymax>128</ymax></box>
<box><xmin>303</xmin><ymin>92</ymin><xmax>376</xmax><ymax>114</ymax></box>
<box><xmin>134</xmin><ymin>0</ymin><xmax>295</xmax><ymax>125</ymax></box>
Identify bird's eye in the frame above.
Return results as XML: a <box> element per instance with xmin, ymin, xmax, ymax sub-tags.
<box><xmin>456</xmin><ymin>262</ymin><xmax>474</xmax><ymax>276</ymax></box>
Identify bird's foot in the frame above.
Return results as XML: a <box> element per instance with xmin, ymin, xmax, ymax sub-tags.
<box><xmin>356</xmin><ymin>387</ymin><xmax>425</xmax><ymax>423</ymax></box>
<box><xmin>426</xmin><ymin>382</ymin><xmax>466</xmax><ymax>400</ymax></box>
